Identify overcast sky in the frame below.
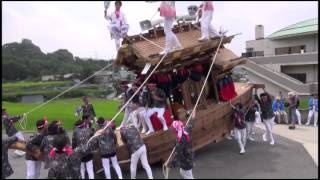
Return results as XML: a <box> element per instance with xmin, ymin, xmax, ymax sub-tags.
<box><xmin>2</xmin><ymin>1</ymin><xmax>318</xmax><ymax>60</ymax></box>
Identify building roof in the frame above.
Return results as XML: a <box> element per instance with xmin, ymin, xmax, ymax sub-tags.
<box><xmin>268</xmin><ymin>18</ymin><xmax>318</xmax><ymax>39</ymax></box>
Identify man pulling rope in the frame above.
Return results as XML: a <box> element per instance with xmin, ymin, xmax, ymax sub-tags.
<box><xmin>163</xmin><ymin>34</ymin><xmax>225</xmax><ymax>179</ymax></box>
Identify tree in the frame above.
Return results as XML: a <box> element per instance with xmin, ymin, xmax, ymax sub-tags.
<box><xmin>2</xmin><ymin>39</ymin><xmax>111</xmax><ymax>82</ymax></box>
<box><xmin>79</xmin><ymin>66</ymin><xmax>96</xmax><ymax>84</ymax></box>
<box><xmin>2</xmin><ymin>61</ymin><xmax>28</xmax><ymax>80</ymax></box>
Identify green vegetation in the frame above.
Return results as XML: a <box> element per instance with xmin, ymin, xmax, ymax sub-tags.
<box><xmin>2</xmin><ymin>39</ymin><xmax>113</xmax><ymax>81</ymax></box>
<box><xmin>2</xmin><ymin>81</ymin><xmax>72</xmax><ymax>90</ymax></box>
<box><xmin>298</xmin><ymin>99</ymin><xmax>309</xmax><ymax>110</ymax></box>
<box><xmin>2</xmin><ymin>98</ymin><xmax>124</xmax><ymax>131</ymax></box>
<box><xmin>2</xmin><ymin>80</ymin><xmax>112</xmax><ymax>102</ymax></box>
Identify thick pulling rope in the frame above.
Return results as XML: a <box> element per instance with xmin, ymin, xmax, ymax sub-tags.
<box><xmin>87</xmin><ymin>51</ymin><xmax>169</xmax><ymax>145</ymax></box>
<box><xmin>19</xmin><ymin>63</ymin><xmax>114</xmax><ymax>129</ymax></box>
<box><xmin>162</xmin><ymin>35</ymin><xmax>225</xmax><ymax>179</ymax></box>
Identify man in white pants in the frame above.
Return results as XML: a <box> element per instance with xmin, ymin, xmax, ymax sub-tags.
<box><xmin>295</xmin><ymin>95</ymin><xmax>302</xmax><ymax>125</ymax></box>
<box><xmin>92</xmin><ymin>118</ymin><xmax>123</xmax><ymax>179</ymax></box>
<box><xmin>306</xmin><ymin>94</ymin><xmax>318</xmax><ymax>126</ymax></box>
<box><xmin>253</xmin><ymin>100</ymin><xmax>262</xmax><ymax>134</ymax></box>
<box><xmin>254</xmin><ymin>88</ymin><xmax>275</xmax><ymax>146</ymax></box>
<box><xmin>245</xmin><ymin>99</ymin><xmax>259</xmax><ymax>141</ymax></box>
<box><xmin>120</xmin><ymin>125</ymin><xmax>153</xmax><ymax>179</ymax></box>
<box><xmin>2</xmin><ymin>108</ymin><xmax>26</xmax><ymax>156</ymax></box>
<box><xmin>168</xmin><ymin>110</ymin><xmax>196</xmax><ymax>179</ymax></box>
<box><xmin>129</xmin><ymin>85</ymin><xmax>153</xmax><ymax>133</ymax></box>
<box><xmin>198</xmin><ymin>1</ymin><xmax>220</xmax><ymax>41</ymax></box>
<box><xmin>119</xmin><ymin>82</ymin><xmax>140</xmax><ymax>129</ymax></box>
<box><xmin>25</xmin><ymin>118</ymin><xmax>48</xmax><ymax>179</ymax></box>
<box><xmin>72</xmin><ymin>119</ymin><xmax>95</xmax><ymax>179</ymax></box>
<box><xmin>159</xmin><ymin>1</ymin><xmax>183</xmax><ymax>55</ymax></box>
<box><xmin>230</xmin><ymin>102</ymin><xmax>247</xmax><ymax>154</ymax></box>
<box><xmin>105</xmin><ymin>1</ymin><xmax>129</xmax><ymax>51</ymax></box>
<box><xmin>145</xmin><ymin>87</ymin><xmax>168</xmax><ymax>135</ymax></box>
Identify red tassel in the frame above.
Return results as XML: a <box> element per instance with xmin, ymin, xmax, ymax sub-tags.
<box><xmin>49</xmin><ymin>148</ymin><xmax>56</xmax><ymax>157</ymax></box>
<box><xmin>63</xmin><ymin>146</ymin><xmax>73</xmax><ymax>156</ymax></box>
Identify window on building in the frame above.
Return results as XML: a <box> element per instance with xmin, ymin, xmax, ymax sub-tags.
<box><xmin>246</xmin><ymin>48</ymin><xmax>254</xmax><ymax>52</ymax></box>
<box><xmin>255</xmin><ymin>51</ymin><xmax>264</xmax><ymax>56</ymax></box>
<box><xmin>242</xmin><ymin>51</ymin><xmax>264</xmax><ymax>57</ymax></box>
<box><xmin>286</xmin><ymin>73</ymin><xmax>306</xmax><ymax>83</ymax></box>
<box><xmin>275</xmin><ymin>47</ymin><xmax>290</xmax><ymax>55</ymax></box>
<box><xmin>275</xmin><ymin>45</ymin><xmax>306</xmax><ymax>55</ymax></box>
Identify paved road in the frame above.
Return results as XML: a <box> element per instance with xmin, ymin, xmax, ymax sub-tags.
<box><xmin>6</xmin><ymin>127</ymin><xmax>318</xmax><ymax>179</ymax></box>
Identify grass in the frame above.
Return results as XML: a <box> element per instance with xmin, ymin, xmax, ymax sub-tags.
<box><xmin>298</xmin><ymin>99</ymin><xmax>309</xmax><ymax>110</ymax></box>
<box><xmin>2</xmin><ymin>98</ymin><xmax>124</xmax><ymax>132</ymax></box>
<box><xmin>2</xmin><ymin>81</ymin><xmax>72</xmax><ymax>90</ymax></box>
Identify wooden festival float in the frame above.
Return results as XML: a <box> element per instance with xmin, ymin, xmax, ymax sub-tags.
<box><xmin>9</xmin><ymin>21</ymin><xmax>263</xmax><ymax>175</ymax></box>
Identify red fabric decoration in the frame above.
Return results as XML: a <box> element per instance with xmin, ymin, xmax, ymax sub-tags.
<box><xmin>191</xmin><ymin>64</ymin><xmax>204</xmax><ymax>73</ymax></box>
<box><xmin>228</xmin><ymin>77</ymin><xmax>237</xmax><ymax>99</ymax></box>
<box><xmin>150</xmin><ymin>108</ymin><xmax>172</xmax><ymax>131</ymax></box>
<box><xmin>224</xmin><ymin>77</ymin><xmax>232</xmax><ymax>100</ymax></box>
<box><xmin>157</xmin><ymin>73</ymin><xmax>172</xmax><ymax>84</ymax></box>
<box><xmin>220</xmin><ymin>78</ymin><xmax>228</xmax><ymax>101</ymax></box>
<box><xmin>178</xmin><ymin>68</ymin><xmax>189</xmax><ymax>77</ymax></box>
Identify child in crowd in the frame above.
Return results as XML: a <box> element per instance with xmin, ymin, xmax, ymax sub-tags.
<box><xmin>25</xmin><ymin>118</ymin><xmax>48</xmax><ymax>179</ymax></box>
<box><xmin>245</xmin><ymin>99</ymin><xmax>259</xmax><ymax>141</ymax></box>
<box><xmin>72</xmin><ymin>119</ymin><xmax>95</xmax><ymax>179</ymax></box>
<box><xmin>230</xmin><ymin>102</ymin><xmax>247</xmax><ymax>154</ymax></box>
<box><xmin>47</xmin><ymin>134</ymin><xmax>74</xmax><ymax>179</ymax></box>
<box><xmin>2</xmin><ymin>135</ymin><xmax>20</xmax><ymax>179</ymax></box>
<box><xmin>40</xmin><ymin>122</ymin><xmax>60</xmax><ymax>170</ymax></box>
<box><xmin>2</xmin><ymin>108</ymin><xmax>26</xmax><ymax>156</ymax></box>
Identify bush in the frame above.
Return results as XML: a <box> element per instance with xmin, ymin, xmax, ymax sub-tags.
<box><xmin>2</xmin><ymin>88</ymin><xmax>109</xmax><ymax>102</ymax></box>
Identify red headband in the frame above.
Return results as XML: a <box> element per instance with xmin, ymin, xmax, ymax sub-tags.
<box><xmin>37</xmin><ymin>119</ymin><xmax>48</xmax><ymax>129</ymax></box>
<box><xmin>76</xmin><ymin>121</ymin><xmax>85</xmax><ymax>128</ymax></box>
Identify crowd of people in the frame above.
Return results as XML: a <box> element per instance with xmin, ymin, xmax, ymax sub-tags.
<box><xmin>2</xmin><ymin>86</ymin><xmax>318</xmax><ymax>179</ymax></box>
<box><xmin>2</xmin><ymin>85</ymin><xmax>197</xmax><ymax>179</ymax></box>
<box><xmin>228</xmin><ymin>87</ymin><xmax>318</xmax><ymax>154</ymax></box>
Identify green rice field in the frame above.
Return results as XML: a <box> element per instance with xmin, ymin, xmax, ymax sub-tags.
<box><xmin>2</xmin><ymin>98</ymin><xmax>124</xmax><ymax>131</ymax></box>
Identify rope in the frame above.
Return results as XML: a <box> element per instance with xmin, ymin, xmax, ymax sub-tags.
<box><xmin>19</xmin><ymin>63</ymin><xmax>114</xmax><ymax>129</ymax></box>
<box><xmin>87</xmin><ymin>51</ymin><xmax>169</xmax><ymax>145</ymax></box>
<box><xmin>19</xmin><ymin>113</ymin><xmax>28</xmax><ymax>130</ymax></box>
<box><xmin>163</xmin><ymin>35</ymin><xmax>225</xmax><ymax>179</ymax></box>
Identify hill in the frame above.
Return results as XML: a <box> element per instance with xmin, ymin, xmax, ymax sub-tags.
<box><xmin>2</xmin><ymin>39</ymin><xmax>113</xmax><ymax>81</ymax></box>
